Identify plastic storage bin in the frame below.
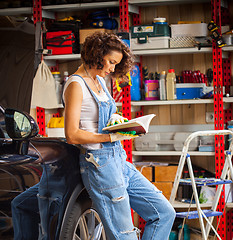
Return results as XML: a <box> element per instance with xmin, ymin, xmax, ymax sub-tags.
<box><xmin>176</xmin><ymin>83</ymin><xmax>205</xmax><ymax>100</ymax></box>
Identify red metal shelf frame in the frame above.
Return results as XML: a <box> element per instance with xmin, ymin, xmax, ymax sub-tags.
<box><xmin>33</xmin><ymin>0</ymin><xmax>46</xmax><ymax>136</ymax></box>
<box><xmin>33</xmin><ymin>0</ymin><xmax>233</xmax><ymax>236</ymax></box>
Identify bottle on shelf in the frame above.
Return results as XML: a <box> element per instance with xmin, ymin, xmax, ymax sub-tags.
<box><xmin>63</xmin><ymin>71</ymin><xmax>69</xmax><ymax>83</ymax></box>
<box><xmin>166</xmin><ymin>69</ymin><xmax>176</xmax><ymax>100</ymax></box>
<box><xmin>130</xmin><ymin>65</ymin><xmax>141</xmax><ymax>101</ymax></box>
<box><xmin>159</xmin><ymin>71</ymin><xmax>166</xmax><ymax>100</ymax></box>
<box><xmin>145</xmin><ymin>79</ymin><xmax>159</xmax><ymax>100</ymax></box>
<box><xmin>61</xmin><ymin>71</ymin><xmax>69</xmax><ymax>102</ymax></box>
<box><xmin>52</xmin><ymin>71</ymin><xmax>62</xmax><ymax>104</ymax></box>
<box><xmin>182</xmin><ymin>170</ymin><xmax>191</xmax><ymax>200</ymax></box>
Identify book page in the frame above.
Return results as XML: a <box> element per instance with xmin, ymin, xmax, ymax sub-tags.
<box><xmin>102</xmin><ymin>114</ymin><xmax>156</xmax><ymax>134</ymax></box>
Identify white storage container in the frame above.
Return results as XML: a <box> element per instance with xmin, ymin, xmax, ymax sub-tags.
<box><xmin>134</xmin><ymin>132</ymin><xmax>175</xmax><ymax>151</ymax></box>
<box><xmin>171</xmin><ymin>23</ymin><xmax>208</xmax><ymax>38</ymax></box>
<box><xmin>131</xmin><ymin>36</ymin><xmax>170</xmax><ymax>50</ymax></box>
<box><xmin>134</xmin><ymin>132</ymin><xmax>199</xmax><ymax>151</ymax></box>
<box><xmin>47</xmin><ymin>128</ymin><xmax>65</xmax><ymax>138</ymax></box>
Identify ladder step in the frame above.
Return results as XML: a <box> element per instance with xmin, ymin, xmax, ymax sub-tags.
<box><xmin>176</xmin><ymin>210</ymin><xmax>223</xmax><ymax>219</ymax></box>
<box><xmin>179</xmin><ymin>178</ymin><xmax>232</xmax><ymax>186</ymax></box>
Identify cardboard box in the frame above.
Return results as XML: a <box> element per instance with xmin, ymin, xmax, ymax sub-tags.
<box><xmin>154</xmin><ymin>166</ymin><xmax>178</xmax><ymax>182</ymax></box>
<box><xmin>152</xmin><ymin>181</ymin><xmax>173</xmax><ymax>199</ymax></box>
<box><xmin>136</xmin><ymin>166</ymin><xmax>153</xmax><ymax>181</ymax></box>
<box><xmin>79</xmin><ymin>28</ymin><xmax>113</xmax><ymax>44</ymax></box>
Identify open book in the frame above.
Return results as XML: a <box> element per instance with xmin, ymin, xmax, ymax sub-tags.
<box><xmin>102</xmin><ymin>114</ymin><xmax>156</xmax><ymax>134</ymax></box>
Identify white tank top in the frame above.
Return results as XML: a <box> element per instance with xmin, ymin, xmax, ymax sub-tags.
<box><xmin>63</xmin><ymin>75</ymin><xmax>109</xmax><ymax>149</ymax></box>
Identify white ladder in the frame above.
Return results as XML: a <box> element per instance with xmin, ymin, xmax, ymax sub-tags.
<box><xmin>169</xmin><ymin>130</ymin><xmax>233</xmax><ymax>240</ymax></box>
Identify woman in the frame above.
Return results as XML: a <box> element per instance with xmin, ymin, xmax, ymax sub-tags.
<box><xmin>63</xmin><ymin>32</ymin><xmax>176</xmax><ymax>240</ymax></box>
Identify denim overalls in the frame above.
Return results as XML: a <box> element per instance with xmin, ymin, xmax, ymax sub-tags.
<box><xmin>79</xmin><ymin>75</ymin><xmax>176</xmax><ymax>240</ymax></box>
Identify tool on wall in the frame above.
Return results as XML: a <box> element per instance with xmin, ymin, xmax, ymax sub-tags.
<box><xmin>207</xmin><ymin>21</ymin><xmax>226</xmax><ymax>48</ymax></box>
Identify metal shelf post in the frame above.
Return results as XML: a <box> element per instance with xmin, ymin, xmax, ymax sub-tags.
<box><xmin>211</xmin><ymin>0</ymin><xmax>230</xmax><ymax>238</ymax></box>
<box><xmin>33</xmin><ymin>0</ymin><xmax>46</xmax><ymax>136</ymax></box>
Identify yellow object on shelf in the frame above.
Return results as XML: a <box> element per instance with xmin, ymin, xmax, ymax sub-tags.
<box><xmin>47</xmin><ymin>117</ymin><xmax>64</xmax><ymax>128</ymax></box>
<box><xmin>177</xmin><ymin>21</ymin><xmax>202</xmax><ymax>24</ymax></box>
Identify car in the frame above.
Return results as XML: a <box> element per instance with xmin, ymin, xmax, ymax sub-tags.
<box><xmin>0</xmin><ymin>106</ymin><xmax>106</xmax><ymax>240</ymax></box>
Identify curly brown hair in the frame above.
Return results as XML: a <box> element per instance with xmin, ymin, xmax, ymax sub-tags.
<box><xmin>81</xmin><ymin>31</ymin><xmax>134</xmax><ymax>78</ymax></box>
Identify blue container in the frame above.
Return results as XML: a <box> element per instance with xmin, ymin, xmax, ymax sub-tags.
<box><xmin>130</xmin><ymin>65</ymin><xmax>141</xmax><ymax>101</ymax></box>
<box><xmin>117</xmin><ymin>32</ymin><xmax>130</xmax><ymax>47</ymax></box>
<box><xmin>176</xmin><ymin>83</ymin><xmax>205</xmax><ymax>100</ymax></box>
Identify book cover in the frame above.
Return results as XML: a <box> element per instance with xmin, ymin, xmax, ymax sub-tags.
<box><xmin>102</xmin><ymin>114</ymin><xmax>156</xmax><ymax>134</ymax></box>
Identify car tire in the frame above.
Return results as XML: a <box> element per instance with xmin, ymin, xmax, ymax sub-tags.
<box><xmin>62</xmin><ymin>197</ymin><xmax>107</xmax><ymax>240</ymax></box>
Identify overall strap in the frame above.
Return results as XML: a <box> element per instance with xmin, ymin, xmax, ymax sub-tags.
<box><xmin>72</xmin><ymin>74</ymin><xmax>100</xmax><ymax>103</ymax></box>
<box><xmin>96</xmin><ymin>75</ymin><xmax>115</xmax><ymax>103</ymax></box>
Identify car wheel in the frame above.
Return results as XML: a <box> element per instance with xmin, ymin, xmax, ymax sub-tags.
<box><xmin>62</xmin><ymin>198</ymin><xmax>107</xmax><ymax>240</ymax></box>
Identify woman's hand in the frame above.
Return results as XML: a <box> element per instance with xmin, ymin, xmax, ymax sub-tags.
<box><xmin>109</xmin><ymin>132</ymin><xmax>138</xmax><ymax>142</ymax></box>
<box><xmin>107</xmin><ymin>113</ymin><xmax>128</xmax><ymax>127</ymax></box>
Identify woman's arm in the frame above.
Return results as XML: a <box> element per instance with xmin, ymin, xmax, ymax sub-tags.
<box><xmin>64</xmin><ymin>82</ymin><xmax>111</xmax><ymax>145</ymax></box>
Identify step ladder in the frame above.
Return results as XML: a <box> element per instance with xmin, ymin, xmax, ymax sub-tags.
<box><xmin>169</xmin><ymin>130</ymin><xmax>233</xmax><ymax>240</ymax></box>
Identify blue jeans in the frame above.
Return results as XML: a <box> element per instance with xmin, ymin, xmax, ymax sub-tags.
<box><xmin>80</xmin><ymin>145</ymin><xmax>176</xmax><ymax>240</ymax></box>
<box><xmin>11</xmin><ymin>183</ymin><xmax>40</xmax><ymax>240</ymax></box>
<box><xmin>37</xmin><ymin>163</ymin><xmax>72</xmax><ymax>240</ymax></box>
<box><xmin>12</xmin><ymin>162</ymin><xmax>72</xmax><ymax>240</ymax></box>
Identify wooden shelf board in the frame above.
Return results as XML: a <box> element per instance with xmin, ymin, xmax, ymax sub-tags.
<box><xmin>132</xmin><ymin>151</ymin><xmax>215</xmax><ymax>156</ymax></box>
<box><xmin>132</xmin><ymin>47</ymin><xmax>213</xmax><ymax>56</ymax></box>
<box><xmin>129</xmin><ymin>0</ymin><xmax>210</xmax><ymax>6</ymax></box>
<box><xmin>43</xmin><ymin>54</ymin><xmax>81</xmax><ymax>60</ymax></box>
<box><xmin>42</xmin><ymin>1</ymin><xmax>119</xmax><ymax>11</ymax></box>
<box><xmin>0</xmin><ymin>7</ymin><xmax>32</xmax><ymax>16</ymax></box>
<box><xmin>130</xmin><ymin>97</ymin><xmax>233</xmax><ymax>106</ymax></box>
<box><xmin>172</xmin><ymin>200</ymin><xmax>212</xmax><ymax>209</ymax></box>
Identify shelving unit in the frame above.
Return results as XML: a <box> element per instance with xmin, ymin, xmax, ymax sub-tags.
<box><xmin>127</xmin><ymin>0</ymin><xmax>232</xmax><ymax>238</ymax></box>
<box><xmin>43</xmin><ymin>46</ymin><xmax>233</xmax><ymax>60</ymax></box>
<box><xmin>2</xmin><ymin>0</ymin><xmax>231</xmax><ymax>238</ymax></box>
<box><xmin>42</xmin><ymin>0</ymin><xmax>233</xmax><ymax>238</ymax></box>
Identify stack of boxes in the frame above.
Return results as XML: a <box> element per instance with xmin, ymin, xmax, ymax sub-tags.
<box><xmin>153</xmin><ymin>165</ymin><xmax>178</xmax><ymax>199</ymax></box>
<box><xmin>135</xmin><ymin>163</ymin><xmax>178</xmax><ymax>200</ymax></box>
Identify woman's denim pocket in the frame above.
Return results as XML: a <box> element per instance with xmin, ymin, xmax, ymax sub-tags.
<box><xmin>81</xmin><ymin>152</ymin><xmax>124</xmax><ymax>192</ymax></box>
